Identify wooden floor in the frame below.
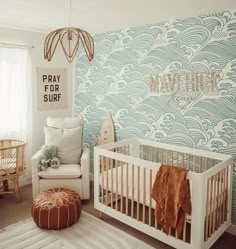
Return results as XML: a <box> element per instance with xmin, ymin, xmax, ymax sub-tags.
<box><xmin>0</xmin><ymin>182</ymin><xmax>236</xmax><ymax>249</ymax></box>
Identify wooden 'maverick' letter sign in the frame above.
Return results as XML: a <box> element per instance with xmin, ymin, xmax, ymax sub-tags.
<box><xmin>149</xmin><ymin>72</ymin><xmax>220</xmax><ymax>94</ymax></box>
<box><xmin>149</xmin><ymin>72</ymin><xmax>220</xmax><ymax>110</ymax></box>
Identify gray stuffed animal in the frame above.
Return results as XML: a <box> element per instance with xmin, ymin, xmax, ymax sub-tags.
<box><xmin>39</xmin><ymin>145</ymin><xmax>60</xmax><ymax>171</ymax></box>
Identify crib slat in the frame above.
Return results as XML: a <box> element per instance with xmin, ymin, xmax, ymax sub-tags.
<box><xmin>101</xmin><ymin>156</ymin><xmax>104</xmax><ymax>204</ymax></box>
<box><xmin>218</xmin><ymin>170</ymin><xmax>222</xmax><ymax>226</ymax></box>
<box><xmin>111</xmin><ymin>158</ymin><xmax>113</xmax><ymax>209</ymax></box>
<box><xmin>143</xmin><ymin>167</ymin><xmax>146</xmax><ymax>224</ymax></box>
<box><xmin>205</xmin><ymin>178</ymin><xmax>210</xmax><ymax>240</ymax></box>
<box><xmin>131</xmin><ymin>164</ymin><xmax>134</xmax><ymax>218</ymax></box>
<box><xmin>222</xmin><ymin>168</ymin><xmax>226</xmax><ymax>223</ymax></box>
<box><xmin>121</xmin><ymin>160</ymin><xmax>124</xmax><ymax>213</ymax></box>
<box><xmin>149</xmin><ymin>169</ymin><xmax>152</xmax><ymax>226</ymax></box>
<box><xmin>126</xmin><ymin>163</ymin><xmax>129</xmax><ymax>215</ymax></box>
<box><xmin>137</xmin><ymin>165</ymin><xmax>140</xmax><ymax>221</ymax></box>
<box><xmin>215</xmin><ymin>173</ymin><xmax>219</xmax><ymax>230</ymax></box>
<box><xmin>115</xmin><ymin>157</ymin><xmax>118</xmax><ymax>210</ymax></box>
<box><xmin>105</xmin><ymin>157</ymin><xmax>108</xmax><ymax>206</ymax></box>
<box><xmin>217</xmin><ymin>171</ymin><xmax>221</xmax><ymax>229</ymax></box>
<box><xmin>225</xmin><ymin>166</ymin><xmax>229</xmax><ymax>221</ymax></box>
<box><xmin>215</xmin><ymin>173</ymin><xmax>218</xmax><ymax>229</ymax></box>
<box><xmin>216</xmin><ymin>171</ymin><xmax>220</xmax><ymax>228</ymax></box>
<box><xmin>212</xmin><ymin>174</ymin><xmax>217</xmax><ymax>233</ymax></box>
<box><xmin>211</xmin><ymin>175</ymin><xmax>215</xmax><ymax>236</ymax></box>
<box><xmin>214</xmin><ymin>173</ymin><xmax>218</xmax><ymax>230</ymax></box>
<box><xmin>209</xmin><ymin>176</ymin><xmax>213</xmax><ymax>237</ymax></box>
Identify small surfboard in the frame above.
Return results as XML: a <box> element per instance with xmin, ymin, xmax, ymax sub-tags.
<box><xmin>97</xmin><ymin>115</ymin><xmax>115</xmax><ymax>145</ymax></box>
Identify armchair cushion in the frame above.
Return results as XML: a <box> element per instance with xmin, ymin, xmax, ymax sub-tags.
<box><xmin>44</xmin><ymin>126</ymin><xmax>83</xmax><ymax>164</ymax></box>
<box><xmin>38</xmin><ymin>164</ymin><xmax>82</xmax><ymax>179</ymax></box>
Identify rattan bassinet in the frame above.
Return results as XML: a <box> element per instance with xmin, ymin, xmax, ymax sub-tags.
<box><xmin>0</xmin><ymin>139</ymin><xmax>26</xmax><ymax>201</ymax></box>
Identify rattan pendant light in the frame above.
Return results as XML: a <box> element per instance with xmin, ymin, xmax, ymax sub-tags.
<box><xmin>44</xmin><ymin>0</ymin><xmax>94</xmax><ymax>63</ymax></box>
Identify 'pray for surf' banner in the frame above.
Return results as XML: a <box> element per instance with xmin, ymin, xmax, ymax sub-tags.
<box><xmin>37</xmin><ymin>68</ymin><xmax>67</xmax><ymax>110</ymax></box>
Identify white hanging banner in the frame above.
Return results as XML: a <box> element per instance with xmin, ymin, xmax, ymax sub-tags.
<box><xmin>37</xmin><ymin>68</ymin><xmax>67</xmax><ymax>110</ymax></box>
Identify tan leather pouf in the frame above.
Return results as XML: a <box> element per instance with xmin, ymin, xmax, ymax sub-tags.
<box><xmin>32</xmin><ymin>188</ymin><xmax>81</xmax><ymax>229</ymax></box>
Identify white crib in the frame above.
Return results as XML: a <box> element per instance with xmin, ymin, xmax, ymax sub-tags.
<box><xmin>94</xmin><ymin>139</ymin><xmax>233</xmax><ymax>249</ymax></box>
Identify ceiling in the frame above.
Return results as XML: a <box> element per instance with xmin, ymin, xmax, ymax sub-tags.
<box><xmin>0</xmin><ymin>0</ymin><xmax>236</xmax><ymax>34</ymax></box>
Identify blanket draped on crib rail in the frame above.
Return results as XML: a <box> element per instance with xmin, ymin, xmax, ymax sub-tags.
<box><xmin>151</xmin><ymin>164</ymin><xmax>191</xmax><ymax>237</ymax></box>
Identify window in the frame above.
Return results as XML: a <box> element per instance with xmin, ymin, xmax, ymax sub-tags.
<box><xmin>0</xmin><ymin>47</ymin><xmax>31</xmax><ymax>141</ymax></box>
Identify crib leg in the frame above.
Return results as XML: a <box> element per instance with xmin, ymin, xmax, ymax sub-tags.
<box><xmin>99</xmin><ymin>212</ymin><xmax>104</xmax><ymax>220</ymax></box>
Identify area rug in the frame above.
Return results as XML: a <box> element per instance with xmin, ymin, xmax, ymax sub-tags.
<box><xmin>0</xmin><ymin>211</ymin><xmax>155</xmax><ymax>249</ymax></box>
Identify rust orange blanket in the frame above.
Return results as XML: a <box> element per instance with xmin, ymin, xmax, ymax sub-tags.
<box><xmin>151</xmin><ymin>164</ymin><xmax>191</xmax><ymax>237</ymax></box>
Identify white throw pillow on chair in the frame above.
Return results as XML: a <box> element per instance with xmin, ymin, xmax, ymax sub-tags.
<box><xmin>47</xmin><ymin>116</ymin><xmax>83</xmax><ymax>129</ymax></box>
<box><xmin>44</xmin><ymin>126</ymin><xmax>83</xmax><ymax>164</ymax></box>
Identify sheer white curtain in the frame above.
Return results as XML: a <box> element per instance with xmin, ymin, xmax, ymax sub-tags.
<box><xmin>0</xmin><ymin>47</ymin><xmax>32</xmax><ymax>176</ymax></box>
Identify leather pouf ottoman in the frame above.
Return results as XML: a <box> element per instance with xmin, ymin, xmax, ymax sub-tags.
<box><xmin>32</xmin><ymin>188</ymin><xmax>81</xmax><ymax>229</ymax></box>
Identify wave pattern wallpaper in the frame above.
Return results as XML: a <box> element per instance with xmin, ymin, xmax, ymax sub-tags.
<box><xmin>74</xmin><ymin>10</ymin><xmax>236</xmax><ymax>224</ymax></box>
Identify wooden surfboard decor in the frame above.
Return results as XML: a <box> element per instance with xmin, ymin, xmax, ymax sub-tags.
<box><xmin>97</xmin><ymin>114</ymin><xmax>115</xmax><ymax>145</ymax></box>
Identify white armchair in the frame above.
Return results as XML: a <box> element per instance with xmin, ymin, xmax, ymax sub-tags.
<box><xmin>31</xmin><ymin>117</ymin><xmax>90</xmax><ymax>200</ymax></box>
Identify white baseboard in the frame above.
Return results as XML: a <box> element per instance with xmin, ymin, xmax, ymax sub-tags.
<box><xmin>227</xmin><ymin>224</ymin><xmax>236</xmax><ymax>236</ymax></box>
<box><xmin>19</xmin><ymin>177</ymin><xmax>32</xmax><ymax>187</ymax></box>
<box><xmin>7</xmin><ymin>177</ymin><xmax>32</xmax><ymax>189</ymax></box>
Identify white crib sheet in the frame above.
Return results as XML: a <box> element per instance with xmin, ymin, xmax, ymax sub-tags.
<box><xmin>100</xmin><ymin>163</ymin><xmax>159</xmax><ymax>209</ymax></box>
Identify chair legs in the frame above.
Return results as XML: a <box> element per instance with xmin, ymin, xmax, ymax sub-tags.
<box><xmin>13</xmin><ymin>177</ymin><xmax>21</xmax><ymax>202</ymax></box>
<box><xmin>0</xmin><ymin>177</ymin><xmax>21</xmax><ymax>202</ymax></box>
<box><xmin>3</xmin><ymin>180</ymin><xmax>9</xmax><ymax>191</ymax></box>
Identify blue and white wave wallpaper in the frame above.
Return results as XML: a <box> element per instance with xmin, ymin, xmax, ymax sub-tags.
<box><xmin>74</xmin><ymin>10</ymin><xmax>236</xmax><ymax>224</ymax></box>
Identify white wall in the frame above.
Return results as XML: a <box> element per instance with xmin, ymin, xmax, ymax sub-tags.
<box><xmin>0</xmin><ymin>27</ymin><xmax>73</xmax><ymax>181</ymax></box>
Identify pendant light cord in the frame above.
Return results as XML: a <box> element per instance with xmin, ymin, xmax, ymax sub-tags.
<box><xmin>69</xmin><ymin>0</ymin><xmax>72</xmax><ymax>26</ymax></box>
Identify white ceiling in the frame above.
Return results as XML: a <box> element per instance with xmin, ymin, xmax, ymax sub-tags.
<box><xmin>0</xmin><ymin>0</ymin><xmax>236</xmax><ymax>34</ymax></box>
